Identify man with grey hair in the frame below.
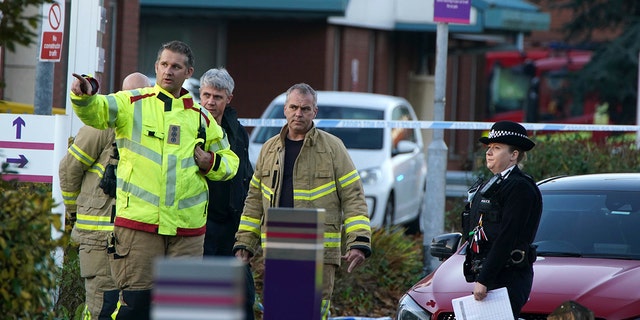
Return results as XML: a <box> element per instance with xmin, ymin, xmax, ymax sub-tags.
<box><xmin>199</xmin><ymin>67</ymin><xmax>255</xmax><ymax>320</ymax></box>
<box><xmin>234</xmin><ymin>83</ymin><xmax>372</xmax><ymax>319</ymax></box>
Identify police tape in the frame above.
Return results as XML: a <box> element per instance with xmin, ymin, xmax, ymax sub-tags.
<box><xmin>239</xmin><ymin>119</ymin><xmax>640</xmax><ymax>132</ymax></box>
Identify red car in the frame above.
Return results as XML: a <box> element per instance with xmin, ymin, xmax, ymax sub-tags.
<box><xmin>396</xmin><ymin>173</ymin><xmax>640</xmax><ymax>319</ymax></box>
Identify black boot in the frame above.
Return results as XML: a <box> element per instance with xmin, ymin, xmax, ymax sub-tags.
<box><xmin>115</xmin><ymin>289</ymin><xmax>151</xmax><ymax>320</ymax></box>
<box><xmin>98</xmin><ymin>289</ymin><xmax>119</xmax><ymax>320</ymax></box>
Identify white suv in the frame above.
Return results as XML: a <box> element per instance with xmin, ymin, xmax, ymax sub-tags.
<box><xmin>248</xmin><ymin>91</ymin><xmax>427</xmax><ymax>231</ymax></box>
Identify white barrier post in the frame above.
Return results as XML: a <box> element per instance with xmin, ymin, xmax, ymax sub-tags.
<box><xmin>152</xmin><ymin>257</ymin><xmax>245</xmax><ymax>320</ymax></box>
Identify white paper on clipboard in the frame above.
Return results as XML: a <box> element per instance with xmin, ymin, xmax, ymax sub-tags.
<box><xmin>452</xmin><ymin>287</ymin><xmax>513</xmax><ymax>320</ymax></box>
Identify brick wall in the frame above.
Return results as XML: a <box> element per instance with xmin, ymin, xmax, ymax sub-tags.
<box><xmin>226</xmin><ymin>20</ymin><xmax>327</xmax><ymax>119</ymax></box>
<box><xmin>114</xmin><ymin>0</ymin><xmax>140</xmax><ymax>89</ymax></box>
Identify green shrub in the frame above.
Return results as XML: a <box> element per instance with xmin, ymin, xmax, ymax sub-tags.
<box><xmin>0</xmin><ymin>172</ymin><xmax>61</xmax><ymax>319</ymax></box>
<box><xmin>524</xmin><ymin>134</ymin><xmax>639</xmax><ymax>179</ymax></box>
<box><xmin>331</xmin><ymin>227</ymin><xmax>423</xmax><ymax>317</ymax></box>
<box><xmin>53</xmin><ymin>243</ymin><xmax>84</xmax><ymax>319</ymax></box>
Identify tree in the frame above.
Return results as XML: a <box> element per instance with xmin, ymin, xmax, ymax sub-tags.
<box><xmin>0</xmin><ymin>0</ymin><xmax>54</xmax><ymax>52</ymax></box>
<box><xmin>533</xmin><ymin>0</ymin><xmax>640</xmax><ymax>124</ymax></box>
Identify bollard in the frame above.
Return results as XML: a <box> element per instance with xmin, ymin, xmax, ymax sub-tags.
<box><xmin>263</xmin><ymin>208</ymin><xmax>325</xmax><ymax>320</ymax></box>
<box><xmin>152</xmin><ymin>257</ymin><xmax>245</xmax><ymax>320</ymax></box>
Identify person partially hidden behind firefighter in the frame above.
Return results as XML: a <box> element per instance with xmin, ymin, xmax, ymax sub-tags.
<box><xmin>462</xmin><ymin>121</ymin><xmax>542</xmax><ymax>319</ymax></box>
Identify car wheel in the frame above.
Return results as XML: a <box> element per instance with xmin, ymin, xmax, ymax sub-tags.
<box><xmin>383</xmin><ymin>194</ymin><xmax>395</xmax><ymax>230</ymax></box>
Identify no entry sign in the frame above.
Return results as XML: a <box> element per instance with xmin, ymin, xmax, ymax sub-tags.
<box><xmin>39</xmin><ymin>0</ymin><xmax>65</xmax><ymax>62</ymax></box>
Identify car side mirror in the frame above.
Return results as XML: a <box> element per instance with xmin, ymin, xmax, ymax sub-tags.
<box><xmin>393</xmin><ymin>140</ymin><xmax>419</xmax><ymax>156</ymax></box>
<box><xmin>429</xmin><ymin>232</ymin><xmax>462</xmax><ymax>260</ymax></box>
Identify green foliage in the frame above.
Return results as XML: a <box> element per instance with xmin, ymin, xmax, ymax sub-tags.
<box><xmin>0</xmin><ymin>0</ymin><xmax>55</xmax><ymax>52</ymax></box>
<box><xmin>53</xmin><ymin>244</ymin><xmax>84</xmax><ymax>320</ymax></box>
<box><xmin>331</xmin><ymin>227</ymin><xmax>423</xmax><ymax>317</ymax></box>
<box><xmin>531</xmin><ymin>0</ymin><xmax>640</xmax><ymax>124</ymax></box>
<box><xmin>544</xmin><ymin>0</ymin><xmax>639</xmax><ymax>44</ymax></box>
<box><xmin>0</xmin><ymin>175</ymin><xmax>61</xmax><ymax>319</ymax></box>
<box><xmin>445</xmin><ymin>197</ymin><xmax>467</xmax><ymax>234</ymax></box>
<box><xmin>570</xmin><ymin>27</ymin><xmax>640</xmax><ymax>125</ymax></box>
<box><xmin>521</xmin><ymin>134</ymin><xmax>640</xmax><ymax>180</ymax></box>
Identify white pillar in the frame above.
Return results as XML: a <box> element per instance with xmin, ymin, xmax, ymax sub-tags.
<box><xmin>66</xmin><ymin>0</ymin><xmax>103</xmax><ymax>137</ymax></box>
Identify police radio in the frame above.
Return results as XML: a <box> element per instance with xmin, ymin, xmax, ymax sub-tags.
<box><xmin>196</xmin><ymin>115</ymin><xmax>206</xmax><ymax>148</ymax></box>
<box><xmin>99</xmin><ymin>142</ymin><xmax>119</xmax><ymax>198</ymax></box>
<box><xmin>479</xmin><ymin>173</ymin><xmax>504</xmax><ymax>198</ymax></box>
<box><xmin>196</xmin><ymin>126</ymin><xmax>206</xmax><ymax>147</ymax></box>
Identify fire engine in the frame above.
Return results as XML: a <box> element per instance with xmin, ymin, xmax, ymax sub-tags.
<box><xmin>484</xmin><ymin>48</ymin><xmax>615</xmax><ymax>142</ymax></box>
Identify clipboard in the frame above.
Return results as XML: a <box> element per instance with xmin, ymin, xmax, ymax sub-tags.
<box><xmin>452</xmin><ymin>287</ymin><xmax>513</xmax><ymax>320</ymax></box>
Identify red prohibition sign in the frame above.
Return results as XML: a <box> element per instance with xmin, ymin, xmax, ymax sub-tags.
<box><xmin>48</xmin><ymin>3</ymin><xmax>62</xmax><ymax>31</ymax></box>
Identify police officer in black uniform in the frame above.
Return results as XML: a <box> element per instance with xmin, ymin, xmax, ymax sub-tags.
<box><xmin>462</xmin><ymin>121</ymin><xmax>542</xmax><ymax>319</ymax></box>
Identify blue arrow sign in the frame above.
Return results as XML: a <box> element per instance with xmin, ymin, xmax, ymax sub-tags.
<box><xmin>12</xmin><ymin>116</ymin><xmax>25</xmax><ymax>139</ymax></box>
<box><xmin>7</xmin><ymin>154</ymin><xmax>28</xmax><ymax>168</ymax></box>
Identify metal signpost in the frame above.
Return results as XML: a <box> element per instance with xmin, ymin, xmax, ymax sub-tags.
<box><xmin>35</xmin><ymin>0</ymin><xmax>65</xmax><ymax>115</ymax></box>
<box><xmin>422</xmin><ymin>0</ymin><xmax>471</xmax><ymax>274</ymax></box>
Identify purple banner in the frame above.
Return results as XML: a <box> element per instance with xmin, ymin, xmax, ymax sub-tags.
<box><xmin>434</xmin><ymin>0</ymin><xmax>471</xmax><ymax>24</ymax></box>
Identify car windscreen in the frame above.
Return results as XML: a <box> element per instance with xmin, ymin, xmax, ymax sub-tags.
<box><xmin>533</xmin><ymin>190</ymin><xmax>640</xmax><ymax>259</ymax></box>
<box><xmin>252</xmin><ymin>104</ymin><xmax>385</xmax><ymax>150</ymax></box>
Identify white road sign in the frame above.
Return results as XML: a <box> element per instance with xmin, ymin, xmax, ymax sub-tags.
<box><xmin>0</xmin><ymin>114</ymin><xmax>68</xmax><ymax>183</ymax></box>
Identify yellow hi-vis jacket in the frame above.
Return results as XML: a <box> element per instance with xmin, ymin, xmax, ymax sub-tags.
<box><xmin>59</xmin><ymin>126</ymin><xmax>116</xmax><ymax>244</ymax></box>
<box><xmin>234</xmin><ymin>125</ymin><xmax>372</xmax><ymax>265</ymax></box>
<box><xmin>70</xmin><ymin>85</ymin><xmax>239</xmax><ymax>236</ymax></box>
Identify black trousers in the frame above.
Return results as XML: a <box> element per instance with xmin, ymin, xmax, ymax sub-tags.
<box><xmin>204</xmin><ymin>218</ymin><xmax>256</xmax><ymax>320</ymax></box>
<box><xmin>204</xmin><ymin>217</ymin><xmax>238</xmax><ymax>256</ymax></box>
<box><xmin>488</xmin><ymin>265</ymin><xmax>534</xmax><ymax>319</ymax></box>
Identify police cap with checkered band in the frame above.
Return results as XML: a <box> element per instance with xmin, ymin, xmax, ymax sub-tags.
<box><xmin>479</xmin><ymin>121</ymin><xmax>535</xmax><ymax>151</ymax></box>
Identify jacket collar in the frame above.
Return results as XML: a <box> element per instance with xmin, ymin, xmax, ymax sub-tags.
<box><xmin>153</xmin><ymin>84</ymin><xmax>195</xmax><ymax>110</ymax></box>
<box><xmin>278</xmin><ymin>123</ymin><xmax>319</xmax><ymax>146</ymax></box>
<box><xmin>152</xmin><ymin>84</ymin><xmax>193</xmax><ymax>100</ymax></box>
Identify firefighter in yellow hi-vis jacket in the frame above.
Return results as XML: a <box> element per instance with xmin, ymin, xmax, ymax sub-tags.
<box><xmin>69</xmin><ymin>40</ymin><xmax>239</xmax><ymax>320</ymax></box>
<box><xmin>60</xmin><ymin>73</ymin><xmax>151</xmax><ymax>319</ymax></box>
